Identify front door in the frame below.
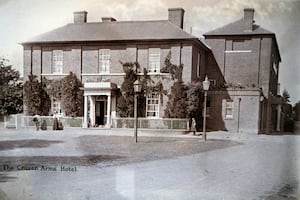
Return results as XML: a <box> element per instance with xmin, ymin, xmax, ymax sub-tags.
<box><xmin>95</xmin><ymin>101</ymin><xmax>106</xmax><ymax>126</ymax></box>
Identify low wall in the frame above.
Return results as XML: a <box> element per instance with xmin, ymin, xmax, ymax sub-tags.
<box><xmin>4</xmin><ymin>115</ymin><xmax>190</xmax><ymax>131</ymax></box>
<box><xmin>111</xmin><ymin>118</ymin><xmax>190</xmax><ymax>130</ymax></box>
<box><xmin>4</xmin><ymin>115</ymin><xmax>83</xmax><ymax>129</ymax></box>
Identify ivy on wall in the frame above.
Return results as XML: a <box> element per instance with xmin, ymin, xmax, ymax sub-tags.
<box><xmin>24</xmin><ymin>74</ymin><xmax>51</xmax><ymax>116</ymax></box>
<box><xmin>117</xmin><ymin>62</ymin><xmax>167</xmax><ymax>117</ymax></box>
<box><xmin>25</xmin><ymin>72</ymin><xmax>83</xmax><ymax>117</ymax></box>
<box><xmin>61</xmin><ymin>72</ymin><xmax>83</xmax><ymax>117</ymax></box>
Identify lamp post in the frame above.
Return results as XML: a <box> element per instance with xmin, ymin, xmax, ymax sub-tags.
<box><xmin>133</xmin><ymin>80</ymin><xmax>142</xmax><ymax>143</ymax></box>
<box><xmin>202</xmin><ymin>76</ymin><xmax>210</xmax><ymax>141</ymax></box>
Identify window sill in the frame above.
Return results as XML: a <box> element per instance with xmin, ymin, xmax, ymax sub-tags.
<box><xmin>225</xmin><ymin>50</ymin><xmax>252</xmax><ymax>53</ymax></box>
<box><xmin>42</xmin><ymin>73</ymin><xmax>68</xmax><ymax>76</ymax></box>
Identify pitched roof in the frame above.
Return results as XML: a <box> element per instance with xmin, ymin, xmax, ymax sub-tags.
<box><xmin>203</xmin><ymin>18</ymin><xmax>274</xmax><ymax>36</ymax></box>
<box><xmin>23</xmin><ymin>20</ymin><xmax>197</xmax><ymax>44</ymax></box>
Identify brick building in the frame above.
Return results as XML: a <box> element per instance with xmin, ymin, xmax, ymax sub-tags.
<box><xmin>21</xmin><ymin>8</ymin><xmax>282</xmax><ymax>133</ymax></box>
<box><xmin>204</xmin><ymin>8</ymin><xmax>282</xmax><ymax>133</ymax></box>
<box><xmin>22</xmin><ymin>8</ymin><xmax>211</xmax><ymax>128</ymax></box>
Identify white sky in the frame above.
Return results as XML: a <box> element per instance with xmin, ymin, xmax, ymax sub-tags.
<box><xmin>0</xmin><ymin>0</ymin><xmax>299</xmax><ymax>104</ymax></box>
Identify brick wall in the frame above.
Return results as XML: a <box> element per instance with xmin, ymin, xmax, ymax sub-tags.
<box><xmin>23</xmin><ymin>41</ymin><xmax>202</xmax><ymax>118</ymax></box>
<box><xmin>207</xmin><ymin>90</ymin><xmax>261</xmax><ymax>133</ymax></box>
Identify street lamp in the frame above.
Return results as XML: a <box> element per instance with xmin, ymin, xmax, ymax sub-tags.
<box><xmin>202</xmin><ymin>76</ymin><xmax>210</xmax><ymax>141</ymax></box>
<box><xmin>133</xmin><ymin>79</ymin><xmax>142</xmax><ymax>143</ymax></box>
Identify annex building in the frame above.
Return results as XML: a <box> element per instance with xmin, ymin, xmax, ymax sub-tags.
<box><xmin>22</xmin><ymin>8</ymin><xmax>282</xmax><ymax>134</ymax></box>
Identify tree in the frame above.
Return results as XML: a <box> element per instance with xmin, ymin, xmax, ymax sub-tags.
<box><xmin>117</xmin><ymin>62</ymin><xmax>139</xmax><ymax>117</ymax></box>
<box><xmin>163</xmin><ymin>52</ymin><xmax>187</xmax><ymax>118</ymax></box>
<box><xmin>24</xmin><ymin>74</ymin><xmax>51</xmax><ymax>115</ymax></box>
<box><xmin>61</xmin><ymin>72</ymin><xmax>83</xmax><ymax>117</ymax></box>
<box><xmin>0</xmin><ymin>58</ymin><xmax>23</xmax><ymax>115</ymax></box>
<box><xmin>294</xmin><ymin>101</ymin><xmax>300</xmax><ymax>121</ymax></box>
<box><xmin>186</xmin><ymin>81</ymin><xmax>204</xmax><ymax>130</ymax></box>
<box><xmin>282</xmin><ymin>89</ymin><xmax>295</xmax><ymax>132</ymax></box>
<box><xmin>164</xmin><ymin>80</ymin><xmax>188</xmax><ymax>118</ymax></box>
<box><xmin>282</xmin><ymin>89</ymin><xmax>290</xmax><ymax>103</ymax></box>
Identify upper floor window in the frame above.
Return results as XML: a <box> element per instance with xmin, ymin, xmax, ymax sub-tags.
<box><xmin>146</xmin><ymin>92</ymin><xmax>160</xmax><ymax>118</ymax></box>
<box><xmin>52</xmin><ymin>50</ymin><xmax>63</xmax><ymax>74</ymax></box>
<box><xmin>99</xmin><ymin>49</ymin><xmax>110</xmax><ymax>73</ymax></box>
<box><xmin>197</xmin><ymin>52</ymin><xmax>201</xmax><ymax>77</ymax></box>
<box><xmin>148</xmin><ymin>48</ymin><xmax>160</xmax><ymax>73</ymax></box>
<box><xmin>225</xmin><ymin>39</ymin><xmax>251</xmax><ymax>53</ymax></box>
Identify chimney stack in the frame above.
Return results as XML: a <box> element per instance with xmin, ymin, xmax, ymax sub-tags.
<box><xmin>73</xmin><ymin>11</ymin><xmax>88</xmax><ymax>24</ymax></box>
<box><xmin>168</xmin><ymin>8</ymin><xmax>185</xmax><ymax>29</ymax></box>
<box><xmin>243</xmin><ymin>8</ymin><xmax>254</xmax><ymax>32</ymax></box>
<box><xmin>102</xmin><ymin>17</ymin><xmax>117</xmax><ymax>22</ymax></box>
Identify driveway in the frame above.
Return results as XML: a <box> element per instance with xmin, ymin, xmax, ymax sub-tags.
<box><xmin>0</xmin><ymin>128</ymin><xmax>299</xmax><ymax>199</ymax></box>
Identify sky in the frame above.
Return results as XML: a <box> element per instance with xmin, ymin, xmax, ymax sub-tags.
<box><xmin>0</xmin><ymin>0</ymin><xmax>299</xmax><ymax>104</ymax></box>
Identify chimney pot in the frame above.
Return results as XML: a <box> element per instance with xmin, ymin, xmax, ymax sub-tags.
<box><xmin>73</xmin><ymin>11</ymin><xmax>88</xmax><ymax>24</ymax></box>
<box><xmin>168</xmin><ymin>8</ymin><xmax>185</xmax><ymax>29</ymax></box>
<box><xmin>102</xmin><ymin>17</ymin><xmax>117</xmax><ymax>22</ymax></box>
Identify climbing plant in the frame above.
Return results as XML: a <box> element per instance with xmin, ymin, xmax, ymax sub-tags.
<box><xmin>117</xmin><ymin>62</ymin><xmax>167</xmax><ymax>117</ymax></box>
<box><xmin>163</xmin><ymin>51</ymin><xmax>188</xmax><ymax>118</ymax></box>
<box><xmin>61</xmin><ymin>72</ymin><xmax>83</xmax><ymax>117</ymax></box>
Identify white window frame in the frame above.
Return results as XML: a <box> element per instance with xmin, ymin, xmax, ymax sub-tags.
<box><xmin>52</xmin><ymin>50</ymin><xmax>63</xmax><ymax>74</ymax></box>
<box><xmin>99</xmin><ymin>49</ymin><xmax>110</xmax><ymax>74</ymax></box>
<box><xmin>52</xmin><ymin>98</ymin><xmax>62</xmax><ymax>115</ymax></box>
<box><xmin>148</xmin><ymin>48</ymin><xmax>160</xmax><ymax>73</ymax></box>
<box><xmin>146</xmin><ymin>92</ymin><xmax>160</xmax><ymax>118</ymax></box>
<box><xmin>225</xmin><ymin>100</ymin><xmax>234</xmax><ymax>119</ymax></box>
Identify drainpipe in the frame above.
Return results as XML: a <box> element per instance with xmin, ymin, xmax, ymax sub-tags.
<box><xmin>237</xmin><ymin>98</ymin><xmax>241</xmax><ymax>133</ymax></box>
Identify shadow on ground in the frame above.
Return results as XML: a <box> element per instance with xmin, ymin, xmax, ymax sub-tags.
<box><xmin>0</xmin><ymin>140</ymin><xmax>63</xmax><ymax>150</ymax></box>
<box><xmin>259</xmin><ymin>182</ymin><xmax>300</xmax><ymax>200</ymax></box>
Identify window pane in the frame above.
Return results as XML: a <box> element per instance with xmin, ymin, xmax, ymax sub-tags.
<box><xmin>225</xmin><ymin>100</ymin><xmax>233</xmax><ymax>118</ymax></box>
<box><xmin>99</xmin><ymin>49</ymin><xmax>110</xmax><ymax>73</ymax></box>
<box><xmin>52</xmin><ymin>50</ymin><xmax>63</xmax><ymax>74</ymax></box>
<box><xmin>148</xmin><ymin>49</ymin><xmax>160</xmax><ymax>73</ymax></box>
<box><xmin>146</xmin><ymin>92</ymin><xmax>160</xmax><ymax>118</ymax></box>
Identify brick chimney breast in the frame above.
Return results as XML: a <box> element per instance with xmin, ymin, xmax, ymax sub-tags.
<box><xmin>102</xmin><ymin>17</ymin><xmax>117</xmax><ymax>22</ymax></box>
<box><xmin>244</xmin><ymin>8</ymin><xmax>255</xmax><ymax>32</ymax></box>
<box><xmin>73</xmin><ymin>11</ymin><xmax>88</xmax><ymax>24</ymax></box>
<box><xmin>168</xmin><ymin>8</ymin><xmax>185</xmax><ymax>29</ymax></box>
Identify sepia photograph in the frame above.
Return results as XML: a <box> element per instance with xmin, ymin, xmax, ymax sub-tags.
<box><xmin>0</xmin><ymin>0</ymin><xmax>299</xmax><ymax>199</ymax></box>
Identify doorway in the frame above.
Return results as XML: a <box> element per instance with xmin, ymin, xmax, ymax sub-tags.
<box><xmin>95</xmin><ymin>96</ymin><xmax>107</xmax><ymax>126</ymax></box>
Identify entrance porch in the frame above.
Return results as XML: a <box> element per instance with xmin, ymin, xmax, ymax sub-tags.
<box><xmin>82</xmin><ymin>82</ymin><xmax>118</xmax><ymax>128</ymax></box>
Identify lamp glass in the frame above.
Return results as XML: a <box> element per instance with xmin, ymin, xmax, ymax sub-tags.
<box><xmin>203</xmin><ymin>76</ymin><xmax>210</xmax><ymax>91</ymax></box>
<box><xmin>134</xmin><ymin>80</ymin><xmax>142</xmax><ymax>93</ymax></box>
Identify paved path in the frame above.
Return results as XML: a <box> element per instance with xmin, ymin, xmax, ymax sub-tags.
<box><xmin>0</xmin><ymin>128</ymin><xmax>299</xmax><ymax>199</ymax></box>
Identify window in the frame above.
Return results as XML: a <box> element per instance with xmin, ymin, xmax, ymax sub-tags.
<box><xmin>52</xmin><ymin>50</ymin><xmax>63</xmax><ymax>74</ymax></box>
<box><xmin>209</xmin><ymin>79</ymin><xmax>216</xmax><ymax>87</ymax></box>
<box><xmin>52</xmin><ymin>98</ymin><xmax>62</xmax><ymax>115</ymax></box>
<box><xmin>99</xmin><ymin>49</ymin><xmax>110</xmax><ymax>73</ymax></box>
<box><xmin>197</xmin><ymin>52</ymin><xmax>201</xmax><ymax>77</ymax></box>
<box><xmin>148</xmin><ymin>48</ymin><xmax>160</xmax><ymax>73</ymax></box>
<box><xmin>225</xmin><ymin>39</ymin><xmax>251</xmax><ymax>53</ymax></box>
<box><xmin>146</xmin><ymin>92</ymin><xmax>160</xmax><ymax>118</ymax></box>
<box><xmin>225</xmin><ymin>100</ymin><xmax>234</xmax><ymax>119</ymax></box>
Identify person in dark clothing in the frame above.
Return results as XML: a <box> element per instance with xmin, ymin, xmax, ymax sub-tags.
<box><xmin>53</xmin><ymin>115</ymin><xmax>58</xmax><ymax>131</ymax></box>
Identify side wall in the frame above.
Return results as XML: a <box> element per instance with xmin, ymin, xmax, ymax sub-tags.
<box><xmin>207</xmin><ymin>90</ymin><xmax>261</xmax><ymax>134</ymax></box>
